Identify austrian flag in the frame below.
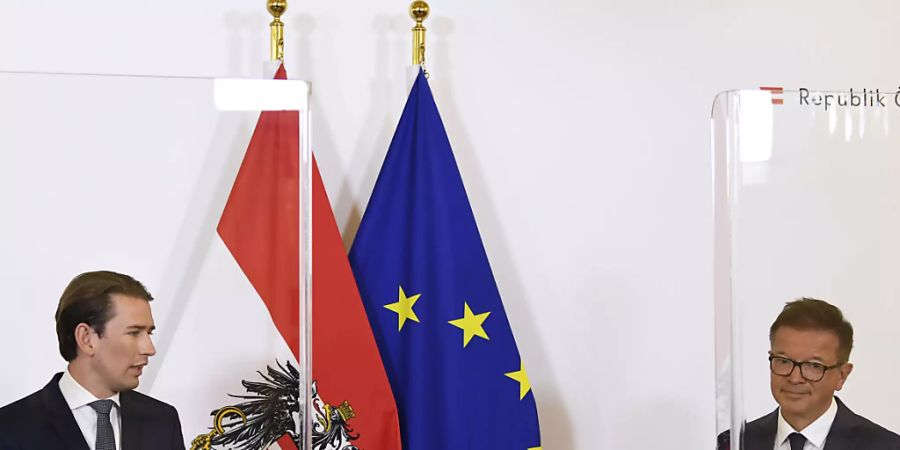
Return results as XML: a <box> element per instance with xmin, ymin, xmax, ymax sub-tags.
<box><xmin>163</xmin><ymin>65</ymin><xmax>400</xmax><ymax>450</ymax></box>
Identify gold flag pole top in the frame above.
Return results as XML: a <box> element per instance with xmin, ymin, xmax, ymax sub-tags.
<box><xmin>409</xmin><ymin>1</ymin><xmax>430</xmax><ymax>66</ymax></box>
<box><xmin>268</xmin><ymin>0</ymin><xmax>287</xmax><ymax>61</ymax></box>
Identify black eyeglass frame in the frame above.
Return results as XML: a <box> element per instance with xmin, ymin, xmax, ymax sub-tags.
<box><xmin>768</xmin><ymin>354</ymin><xmax>844</xmax><ymax>382</ymax></box>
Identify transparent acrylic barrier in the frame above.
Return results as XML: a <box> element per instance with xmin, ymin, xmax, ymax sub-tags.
<box><xmin>713</xmin><ymin>89</ymin><xmax>900</xmax><ymax>449</ymax></box>
<box><xmin>0</xmin><ymin>71</ymin><xmax>311</xmax><ymax>449</ymax></box>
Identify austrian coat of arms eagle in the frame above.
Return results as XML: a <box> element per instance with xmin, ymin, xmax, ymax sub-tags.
<box><xmin>190</xmin><ymin>361</ymin><xmax>360</xmax><ymax>450</ymax></box>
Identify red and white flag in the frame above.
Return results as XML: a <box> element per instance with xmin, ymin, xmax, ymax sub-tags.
<box><xmin>150</xmin><ymin>65</ymin><xmax>400</xmax><ymax>450</ymax></box>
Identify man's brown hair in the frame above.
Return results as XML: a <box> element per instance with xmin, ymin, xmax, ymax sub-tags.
<box><xmin>55</xmin><ymin>270</ymin><xmax>153</xmax><ymax>361</ymax></box>
<box><xmin>769</xmin><ymin>297</ymin><xmax>854</xmax><ymax>362</ymax></box>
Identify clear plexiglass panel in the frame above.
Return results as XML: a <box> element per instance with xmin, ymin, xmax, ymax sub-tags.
<box><xmin>0</xmin><ymin>71</ymin><xmax>312</xmax><ymax>450</ymax></box>
<box><xmin>713</xmin><ymin>88</ymin><xmax>900</xmax><ymax>449</ymax></box>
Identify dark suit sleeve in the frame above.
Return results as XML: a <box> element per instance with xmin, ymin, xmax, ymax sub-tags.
<box><xmin>717</xmin><ymin>430</ymin><xmax>730</xmax><ymax>450</ymax></box>
<box><xmin>0</xmin><ymin>433</ymin><xmax>20</xmax><ymax>450</ymax></box>
<box><xmin>0</xmin><ymin>398</ymin><xmax>28</xmax><ymax>450</ymax></box>
<box><xmin>171</xmin><ymin>407</ymin><xmax>186</xmax><ymax>450</ymax></box>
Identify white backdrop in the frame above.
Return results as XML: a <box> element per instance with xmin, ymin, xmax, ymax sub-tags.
<box><xmin>4</xmin><ymin>1</ymin><xmax>900</xmax><ymax>448</ymax></box>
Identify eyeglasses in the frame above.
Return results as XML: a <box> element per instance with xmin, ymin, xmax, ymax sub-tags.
<box><xmin>768</xmin><ymin>355</ymin><xmax>843</xmax><ymax>382</ymax></box>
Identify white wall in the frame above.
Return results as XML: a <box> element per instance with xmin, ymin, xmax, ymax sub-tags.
<box><xmin>4</xmin><ymin>1</ymin><xmax>900</xmax><ymax>448</ymax></box>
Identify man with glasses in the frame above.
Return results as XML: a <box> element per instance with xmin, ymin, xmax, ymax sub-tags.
<box><xmin>718</xmin><ymin>298</ymin><xmax>900</xmax><ymax>450</ymax></box>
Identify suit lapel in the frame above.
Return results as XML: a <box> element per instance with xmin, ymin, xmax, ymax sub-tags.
<box><xmin>120</xmin><ymin>390</ymin><xmax>144</xmax><ymax>450</ymax></box>
<box><xmin>823</xmin><ymin>398</ymin><xmax>860</xmax><ymax>450</ymax></box>
<box><xmin>42</xmin><ymin>373</ymin><xmax>91</xmax><ymax>450</ymax></box>
<box><xmin>746</xmin><ymin>409</ymin><xmax>779</xmax><ymax>450</ymax></box>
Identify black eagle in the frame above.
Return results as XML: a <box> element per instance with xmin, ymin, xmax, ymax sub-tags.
<box><xmin>311</xmin><ymin>398</ymin><xmax>360</xmax><ymax>450</ymax></box>
<box><xmin>210</xmin><ymin>361</ymin><xmax>302</xmax><ymax>450</ymax></box>
<box><xmin>207</xmin><ymin>360</ymin><xmax>361</xmax><ymax>450</ymax></box>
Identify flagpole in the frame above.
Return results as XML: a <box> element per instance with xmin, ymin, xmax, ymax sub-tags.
<box><xmin>299</xmin><ymin>102</ymin><xmax>313</xmax><ymax>450</ymax></box>
<box><xmin>268</xmin><ymin>0</ymin><xmax>286</xmax><ymax>61</ymax></box>
<box><xmin>410</xmin><ymin>1</ymin><xmax>430</xmax><ymax>66</ymax></box>
<box><xmin>265</xmin><ymin>2</ymin><xmax>313</xmax><ymax>449</ymax></box>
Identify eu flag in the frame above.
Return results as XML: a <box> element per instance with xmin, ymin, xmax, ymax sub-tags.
<box><xmin>349</xmin><ymin>69</ymin><xmax>542</xmax><ymax>450</ymax></box>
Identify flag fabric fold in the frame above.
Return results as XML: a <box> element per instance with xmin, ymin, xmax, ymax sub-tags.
<box><xmin>349</xmin><ymin>69</ymin><xmax>541</xmax><ymax>450</ymax></box>
<box><xmin>312</xmin><ymin>157</ymin><xmax>402</xmax><ymax>450</ymax></box>
<box><xmin>188</xmin><ymin>64</ymin><xmax>400</xmax><ymax>450</ymax></box>
<box><xmin>217</xmin><ymin>65</ymin><xmax>300</xmax><ymax>360</ymax></box>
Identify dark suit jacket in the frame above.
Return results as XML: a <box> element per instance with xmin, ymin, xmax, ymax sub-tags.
<box><xmin>0</xmin><ymin>373</ymin><xmax>184</xmax><ymax>450</ymax></box>
<box><xmin>718</xmin><ymin>397</ymin><xmax>900</xmax><ymax>450</ymax></box>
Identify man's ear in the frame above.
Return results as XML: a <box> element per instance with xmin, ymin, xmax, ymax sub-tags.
<box><xmin>835</xmin><ymin>362</ymin><xmax>854</xmax><ymax>391</ymax></box>
<box><xmin>73</xmin><ymin>323</ymin><xmax>98</xmax><ymax>357</ymax></box>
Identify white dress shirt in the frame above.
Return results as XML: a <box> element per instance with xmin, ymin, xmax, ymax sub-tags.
<box><xmin>774</xmin><ymin>397</ymin><xmax>838</xmax><ymax>450</ymax></box>
<box><xmin>58</xmin><ymin>369</ymin><xmax>122</xmax><ymax>450</ymax></box>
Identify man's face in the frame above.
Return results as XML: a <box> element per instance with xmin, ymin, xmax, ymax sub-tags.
<box><xmin>769</xmin><ymin>326</ymin><xmax>852</xmax><ymax>422</ymax></box>
<box><xmin>89</xmin><ymin>294</ymin><xmax>156</xmax><ymax>393</ymax></box>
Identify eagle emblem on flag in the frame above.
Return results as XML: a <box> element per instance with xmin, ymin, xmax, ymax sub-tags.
<box><xmin>190</xmin><ymin>361</ymin><xmax>360</xmax><ymax>450</ymax></box>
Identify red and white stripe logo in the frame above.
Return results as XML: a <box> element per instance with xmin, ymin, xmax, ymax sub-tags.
<box><xmin>760</xmin><ymin>86</ymin><xmax>784</xmax><ymax>105</ymax></box>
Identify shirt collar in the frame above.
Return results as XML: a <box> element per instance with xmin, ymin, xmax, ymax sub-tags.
<box><xmin>776</xmin><ymin>397</ymin><xmax>838</xmax><ymax>448</ymax></box>
<box><xmin>58</xmin><ymin>368</ymin><xmax>121</xmax><ymax>411</ymax></box>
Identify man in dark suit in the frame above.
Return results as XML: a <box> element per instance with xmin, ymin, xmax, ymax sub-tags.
<box><xmin>718</xmin><ymin>298</ymin><xmax>900</xmax><ymax>450</ymax></box>
<box><xmin>0</xmin><ymin>271</ymin><xmax>185</xmax><ymax>450</ymax></box>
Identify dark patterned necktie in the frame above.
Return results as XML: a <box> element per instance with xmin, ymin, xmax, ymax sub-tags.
<box><xmin>788</xmin><ymin>432</ymin><xmax>807</xmax><ymax>450</ymax></box>
<box><xmin>90</xmin><ymin>400</ymin><xmax>116</xmax><ymax>450</ymax></box>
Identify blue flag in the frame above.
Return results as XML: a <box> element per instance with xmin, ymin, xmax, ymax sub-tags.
<box><xmin>349</xmin><ymin>70</ymin><xmax>541</xmax><ymax>450</ymax></box>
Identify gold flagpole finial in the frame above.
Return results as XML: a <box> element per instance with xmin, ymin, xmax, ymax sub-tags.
<box><xmin>268</xmin><ymin>0</ymin><xmax>287</xmax><ymax>61</ymax></box>
<box><xmin>409</xmin><ymin>1</ymin><xmax>430</xmax><ymax>66</ymax></box>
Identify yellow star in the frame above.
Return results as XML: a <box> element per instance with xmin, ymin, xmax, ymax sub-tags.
<box><xmin>447</xmin><ymin>302</ymin><xmax>491</xmax><ymax>347</ymax></box>
<box><xmin>384</xmin><ymin>286</ymin><xmax>421</xmax><ymax>331</ymax></box>
<box><xmin>528</xmin><ymin>447</ymin><xmax>542</xmax><ymax>450</ymax></box>
<box><xmin>505</xmin><ymin>362</ymin><xmax>532</xmax><ymax>400</ymax></box>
